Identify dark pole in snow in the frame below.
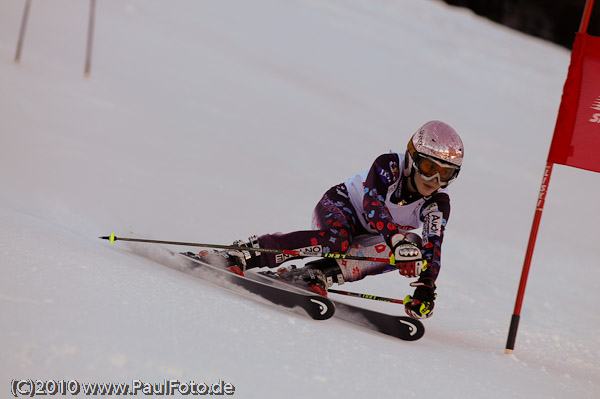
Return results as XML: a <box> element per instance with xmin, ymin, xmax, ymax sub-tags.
<box><xmin>84</xmin><ymin>0</ymin><xmax>97</xmax><ymax>78</ymax></box>
<box><xmin>14</xmin><ymin>0</ymin><xmax>32</xmax><ymax>63</ymax></box>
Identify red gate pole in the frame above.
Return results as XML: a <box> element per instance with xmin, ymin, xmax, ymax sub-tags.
<box><xmin>505</xmin><ymin>0</ymin><xmax>595</xmax><ymax>354</ymax></box>
<box><xmin>505</xmin><ymin>163</ymin><xmax>553</xmax><ymax>354</ymax></box>
<box><xmin>579</xmin><ymin>0</ymin><xmax>596</xmax><ymax>33</ymax></box>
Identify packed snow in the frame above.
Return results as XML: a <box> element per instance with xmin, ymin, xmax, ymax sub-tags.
<box><xmin>1</xmin><ymin>0</ymin><xmax>599</xmax><ymax>398</ymax></box>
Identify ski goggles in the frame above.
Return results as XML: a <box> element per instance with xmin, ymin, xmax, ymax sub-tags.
<box><xmin>413</xmin><ymin>155</ymin><xmax>460</xmax><ymax>183</ymax></box>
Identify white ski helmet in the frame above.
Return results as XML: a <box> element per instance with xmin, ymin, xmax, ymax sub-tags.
<box><xmin>404</xmin><ymin>120</ymin><xmax>464</xmax><ymax>184</ymax></box>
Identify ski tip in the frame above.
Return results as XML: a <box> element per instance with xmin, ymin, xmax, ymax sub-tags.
<box><xmin>99</xmin><ymin>233</ymin><xmax>116</xmax><ymax>244</ymax></box>
<box><xmin>399</xmin><ymin>316</ymin><xmax>425</xmax><ymax>341</ymax></box>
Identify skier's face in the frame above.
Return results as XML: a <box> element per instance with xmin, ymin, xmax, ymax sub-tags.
<box><xmin>413</xmin><ymin>171</ymin><xmax>443</xmax><ymax>196</ymax></box>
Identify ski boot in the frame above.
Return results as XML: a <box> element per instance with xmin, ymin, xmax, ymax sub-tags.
<box><xmin>195</xmin><ymin>249</ymin><xmax>247</xmax><ymax>276</ymax></box>
<box><xmin>274</xmin><ymin>257</ymin><xmax>345</xmax><ymax>296</ymax></box>
<box><xmin>231</xmin><ymin>235</ymin><xmax>262</xmax><ymax>271</ymax></box>
<box><xmin>196</xmin><ymin>235</ymin><xmax>262</xmax><ymax>276</ymax></box>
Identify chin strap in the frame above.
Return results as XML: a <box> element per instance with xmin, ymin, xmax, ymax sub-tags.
<box><xmin>398</xmin><ymin>173</ymin><xmax>423</xmax><ymax>203</ymax></box>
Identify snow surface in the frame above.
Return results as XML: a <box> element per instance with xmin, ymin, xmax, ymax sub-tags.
<box><xmin>1</xmin><ymin>0</ymin><xmax>599</xmax><ymax>398</ymax></box>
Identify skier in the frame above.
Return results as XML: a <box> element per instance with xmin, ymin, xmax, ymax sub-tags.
<box><xmin>206</xmin><ymin>120</ymin><xmax>463</xmax><ymax>320</ymax></box>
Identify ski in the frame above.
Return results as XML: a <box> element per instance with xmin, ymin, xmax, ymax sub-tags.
<box><xmin>179</xmin><ymin>252</ymin><xmax>335</xmax><ymax>320</ymax></box>
<box><xmin>252</xmin><ymin>270</ymin><xmax>425</xmax><ymax>341</ymax></box>
<box><xmin>329</xmin><ymin>299</ymin><xmax>425</xmax><ymax>341</ymax></box>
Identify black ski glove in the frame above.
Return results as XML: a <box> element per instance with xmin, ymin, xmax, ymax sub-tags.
<box><xmin>404</xmin><ymin>277</ymin><xmax>436</xmax><ymax>319</ymax></box>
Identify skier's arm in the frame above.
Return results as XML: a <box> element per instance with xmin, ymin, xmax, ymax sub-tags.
<box><xmin>404</xmin><ymin>193</ymin><xmax>450</xmax><ymax>319</ymax></box>
<box><xmin>419</xmin><ymin>193</ymin><xmax>450</xmax><ymax>282</ymax></box>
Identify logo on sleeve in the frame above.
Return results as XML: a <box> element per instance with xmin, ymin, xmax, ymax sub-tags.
<box><xmin>424</xmin><ymin>211</ymin><xmax>443</xmax><ymax>236</ymax></box>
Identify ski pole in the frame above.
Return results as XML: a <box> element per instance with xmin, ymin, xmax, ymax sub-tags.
<box><xmin>328</xmin><ymin>288</ymin><xmax>407</xmax><ymax>305</ymax></box>
<box><xmin>84</xmin><ymin>0</ymin><xmax>97</xmax><ymax>78</ymax></box>
<box><xmin>14</xmin><ymin>0</ymin><xmax>32</xmax><ymax>63</ymax></box>
<box><xmin>99</xmin><ymin>233</ymin><xmax>396</xmax><ymax>264</ymax></box>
